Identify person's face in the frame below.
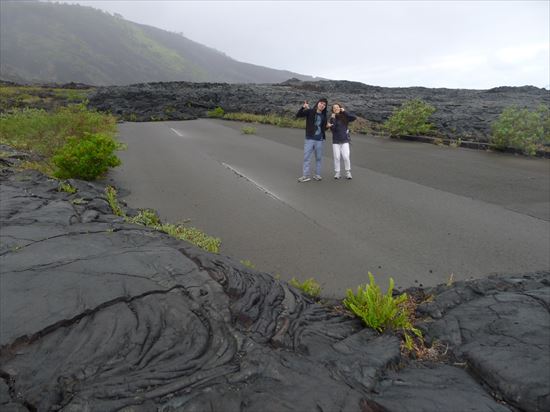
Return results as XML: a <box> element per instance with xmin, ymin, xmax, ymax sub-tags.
<box><xmin>317</xmin><ymin>101</ymin><xmax>327</xmax><ymax>111</ymax></box>
<box><xmin>332</xmin><ymin>104</ymin><xmax>341</xmax><ymax>114</ymax></box>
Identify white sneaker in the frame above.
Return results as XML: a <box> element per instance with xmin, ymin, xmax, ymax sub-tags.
<box><xmin>298</xmin><ymin>176</ymin><xmax>311</xmax><ymax>182</ymax></box>
<box><xmin>345</xmin><ymin>171</ymin><xmax>352</xmax><ymax>180</ymax></box>
<box><xmin>313</xmin><ymin>175</ymin><xmax>322</xmax><ymax>181</ymax></box>
<box><xmin>334</xmin><ymin>172</ymin><xmax>341</xmax><ymax>179</ymax></box>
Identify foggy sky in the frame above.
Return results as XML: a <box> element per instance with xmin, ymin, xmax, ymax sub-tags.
<box><xmin>59</xmin><ymin>1</ymin><xmax>549</xmax><ymax>89</ymax></box>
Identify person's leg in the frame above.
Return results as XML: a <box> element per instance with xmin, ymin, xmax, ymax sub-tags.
<box><xmin>302</xmin><ymin>139</ymin><xmax>314</xmax><ymax>177</ymax></box>
<box><xmin>333</xmin><ymin>144</ymin><xmax>341</xmax><ymax>173</ymax></box>
<box><xmin>314</xmin><ymin>140</ymin><xmax>324</xmax><ymax>176</ymax></box>
<box><xmin>342</xmin><ymin>143</ymin><xmax>351</xmax><ymax>172</ymax></box>
<box><xmin>342</xmin><ymin>143</ymin><xmax>352</xmax><ymax>179</ymax></box>
<box><xmin>333</xmin><ymin>144</ymin><xmax>342</xmax><ymax>178</ymax></box>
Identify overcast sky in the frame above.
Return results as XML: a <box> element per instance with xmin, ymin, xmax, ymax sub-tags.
<box><xmin>59</xmin><ymin>1</ymin><xmax>549</xmax><ymax>89</ymax></box>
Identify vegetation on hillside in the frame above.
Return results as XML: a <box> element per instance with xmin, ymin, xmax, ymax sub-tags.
<box><xmin>0</xmin><ymin>83</ymin><xmax>91</xmax><ymax>112</ymax></box>
<box><xmin>0</xmin><ymin>103</ymin><xmax>120</xmax><ymax>179</ymax></box>
<box><xmin>1</xmin><ymin>1</ymin><xmax>312</xmax><ymax>85</ymax></box>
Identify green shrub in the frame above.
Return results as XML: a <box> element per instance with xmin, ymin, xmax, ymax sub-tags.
<box><xmin>383</xmin><ymin>99</ymin><xmax>436</xmax><ymax>137</ymax></box>
<box><xmin>290</xmin><ymin>277</ymin><xmax>322</xmax><ymax>298</ymax></box>
<box><xmin>344</xmin><ymin>272</ymin><xmax>422</xmax><ymax>349</ymax></box>
<box><xmin>490</xmin><ymin>105</ymin><xmax>550</xmax><ymax>155</ymax></box>
<box><xmin>53</xmin><ymin>132</ymin><xmax>122</xmax><ymax>180</ymax></box>
<box><xmin>241</xmin><ymin>126</ymin><xmax>256</xmax><ymax>134</ymax></box>
<box><xmin>207</xmin><ymin>106</ymin><xmax>225</xmax><ymax>118</ymax></box>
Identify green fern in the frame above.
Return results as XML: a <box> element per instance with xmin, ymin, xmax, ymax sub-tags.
<box><xmin>344</xmin><ymin>272</ymin><xmax>422</xmax><ymax>349</ymax></box>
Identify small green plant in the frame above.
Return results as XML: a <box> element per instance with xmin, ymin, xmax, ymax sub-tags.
<box><xmin>490</xmin><ymin>105</ymin><xmax>550</xmax><ymax>156</ymax></box>
<box><xmin>52</xmin><ymin>132</ymin><xmax>122</xmax><ymax>180</ymax></box>
<box><xmin>446</xmin><ymin>273</ymin><xmax>455</xmax><ymax>286</ymax></box>
<box><xmin>241</xmin><ymin>126</ymin><xmax>257</xmax><ymax>134</ymax></box>
<box><xmin>344</xmin><ymin>272</ymin><xmax>422</xmax><ymax>350</ymax></box>
<box><xmin>105</xmin><ymin>186</ymin><xmax>124</xmax><ymax>217</ymax></box>
<box><xmin>164</xmin><ymin>105</ymin><xmax>175</xmax><ymax>115</ymax></box>
<box><xmin>449</xmin><ymin>138</ymin><xmax>462</xmax><ymax>148</ymax></box>
<box><xmin>383</xmin><ymin>99</ymin><xmax>436</xmax><ymax>137</ymax></box>
<box><xmin>157</xmin><ymin>222</ymin><xmax>221</xmax><ymax>253</ymax></box>
<box><xmin>289</xmin><ymin>277</ymin><xmax>322</xmax><ymax>298</ymax></box>
<box><xmin>240</xmin><ymin>259</ymin><xmax>256</xmax><ymax>269</ymax></box>
<box><xmin>70</xmin><ymin>198</ymin><xmax>87</xmax><ymax>205</ymax></box>
<box><xmin>127</xmin><ymin>208</ymin><xmax>160</xmax><ymax>226</ymax></box>
<box><xmin>119</xmin><ymin>206</ymin><xmax>221</xmax><ymax>253</ymax></box>
<box><xmin>207</xmin><ymin>106</ymin><xmax>225</xmax><ymax>118</ymax></box>
<box><xmin>58</xmin><ymin>181</ymin><xmax>77</xmax><ymax>194</ymax></box>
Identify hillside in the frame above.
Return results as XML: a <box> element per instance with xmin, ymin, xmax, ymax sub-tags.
<box><xmin>0</xmin><ymin>1</ymin><xmax>317</xmax><ymax>85</ymax></box>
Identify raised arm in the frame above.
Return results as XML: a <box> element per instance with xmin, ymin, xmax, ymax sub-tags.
<box><xmin>296</xmin><ymin>100</ymin><xmax>310</xmax><ymax>118</ymax></box>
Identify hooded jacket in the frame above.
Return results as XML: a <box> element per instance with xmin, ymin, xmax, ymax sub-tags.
<box><xmin>296</xmin><ymin>100</ymin><xmax>328</xmax><ymax>140</ymax></box>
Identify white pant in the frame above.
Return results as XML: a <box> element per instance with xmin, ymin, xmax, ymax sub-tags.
<box><xmin>332</xmin><ymin>143</ymin><xmax>351</xmax><ymax>172</ymax></box>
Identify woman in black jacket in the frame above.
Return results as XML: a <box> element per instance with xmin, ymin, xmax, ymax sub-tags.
<box><xmin>328</xmin><ymin>103</ymin><xmax>357</xmax><ymax>179</ymax></box>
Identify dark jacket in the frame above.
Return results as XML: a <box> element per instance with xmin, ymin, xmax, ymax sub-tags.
<box><xmin>329</xmin><ymin>112</ymin><xmax>357</xmax><ymax>143</ymax></box>
<box><xmin>296</xmin><ymin>105</ymin><xmax>328</xmax><ymax>140</ymax></box>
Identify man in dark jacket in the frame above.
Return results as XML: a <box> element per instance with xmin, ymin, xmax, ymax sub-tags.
<box><xmin>296</xmin><ymin>98</ymin><xmax>328</xmax><ymax>182</ymax></box>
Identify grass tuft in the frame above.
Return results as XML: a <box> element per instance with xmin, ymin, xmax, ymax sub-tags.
<box><xmin>290</xmin><ymin>277</ymin><xmax>322</xmax><ymax>298</ymax></box>
<box><xmin>105</xmin><ymin>191</ymin><xmax>221</xmax><ymax>253</ymax></box>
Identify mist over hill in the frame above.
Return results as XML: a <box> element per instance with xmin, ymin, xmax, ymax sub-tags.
<box><xmin>0</xmin><ymin>1</ymin><xmax>318</xmax><ymax>85</ymax></box>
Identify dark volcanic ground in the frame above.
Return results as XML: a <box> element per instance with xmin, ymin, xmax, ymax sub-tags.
<box><xmin>88</xmin><ymin>79</ymin><xmax>550</xmax><ymax>142</ymax></box>
<box><xmin>1</xmin><ymin>145</ymin><xmax>549</xmax><ymax>412</ymax></box>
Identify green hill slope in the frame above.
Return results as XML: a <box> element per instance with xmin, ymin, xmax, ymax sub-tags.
<box><xmin>0</xmin><ymin>1</ymin><xmax>315</xmax><ymax>85</ymax></box>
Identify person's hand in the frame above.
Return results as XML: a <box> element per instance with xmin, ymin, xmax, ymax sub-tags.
<box><xmin>340</xmin><ymin>107</ymin><xmax>345</xmax><ymax>112</ymax></box>
<box><xmin>303</xmin><ymin>100</ymin><xmax>309</xmax><ymax>109</ymax></box>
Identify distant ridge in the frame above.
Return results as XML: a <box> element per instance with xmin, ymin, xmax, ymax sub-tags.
<box><xmin>0</xmin><ymin>1</ymin><xmax>318</xmax><ymax>85</ymax></box>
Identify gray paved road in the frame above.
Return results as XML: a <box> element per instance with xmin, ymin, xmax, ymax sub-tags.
<box><xmin>110</xmin><ymin>119</ymin><xmax>550</xmax><ymax>297</ymax></box>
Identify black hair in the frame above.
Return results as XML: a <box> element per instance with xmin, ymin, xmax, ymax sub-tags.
<box><xmin>316</xmin><ymin>98</ymin><xmax>328</xmax><ymax>113</ymax></box>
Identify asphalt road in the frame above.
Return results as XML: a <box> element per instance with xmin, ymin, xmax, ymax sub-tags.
<box><xmin>110</xmin><ymin>119</ymin><xmax>550</xmax><ymax>297</ymax></box>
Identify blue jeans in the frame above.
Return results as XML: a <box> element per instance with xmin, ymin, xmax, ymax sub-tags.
<box><xmin>303</xmin><ymin>139</ymin><xmax>324</xmax><ymax>177</ymax></box>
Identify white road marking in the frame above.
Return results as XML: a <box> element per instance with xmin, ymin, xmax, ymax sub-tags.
<box><xmin>222</xmin><ymin>162</ymin><xmax>282</xmax><ymax>202</ymax></box>
<box><xmin>170</xmin><ymin>128</ymin><xmax>184</xmax><ymax>137</ymax></box>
